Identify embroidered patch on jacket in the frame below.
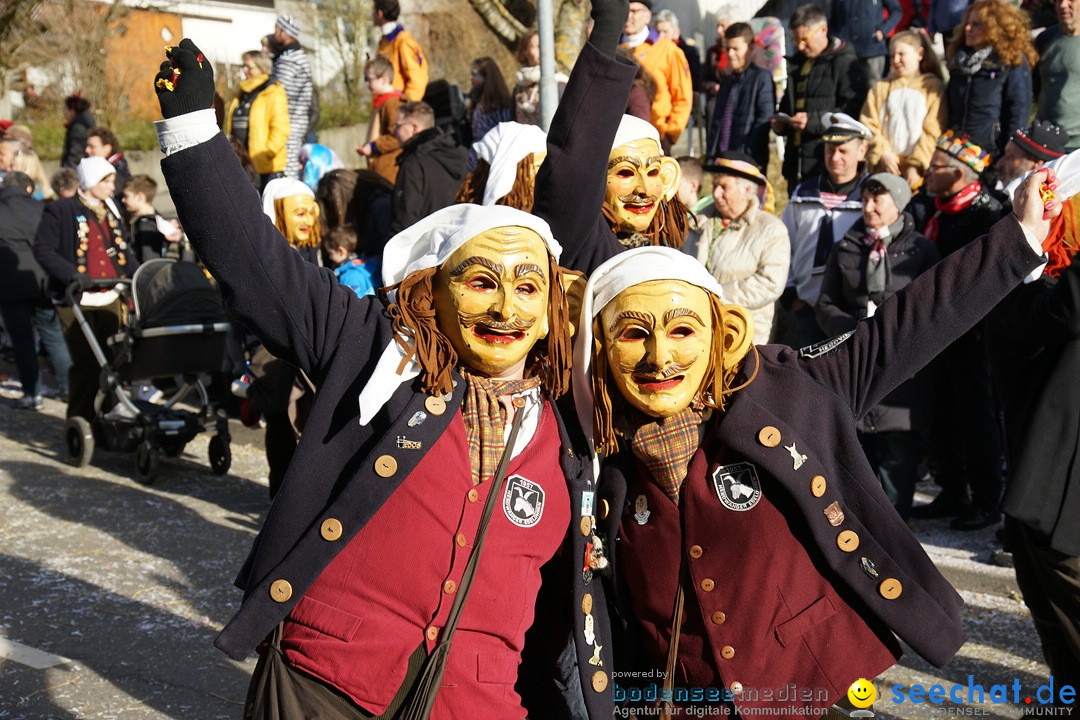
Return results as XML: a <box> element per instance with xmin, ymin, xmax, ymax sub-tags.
<box><xmin>503</xmin><ymin>474</ymin><xmax>545</xmax><ymax>527</ymax></box>
<box><xmin>711</xmin><ymin>462</ymin><xmax>761</xmax><ymax>511</ymax></box>
<box><xmin>799</xmin><ymin>330</ymin><xmax>855</xmax><ymax>359</ymax></box>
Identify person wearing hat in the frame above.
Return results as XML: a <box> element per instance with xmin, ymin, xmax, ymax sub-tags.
<box><xmin>995</xmin><ymin>119</ymin><xmax>1069</xmax><ymax>192</ymax></box>
<box><xmin>374</xmin><ymin>0</ymin><xmax>429</xmax><ymax>103</ymax></box>
<box><xmin>153</xmin><ymin>38</ymin><xmax>622</xmax><ymax>720</ymax></box>
<box><xmin>573</xmin><ymin>153</ymin><xmax>1053</xmax><ymax>712</ymax></box>
<box><xmin>684</xmin><ymin>151</ymin><xmax>789</xmax><ymax>346</ymax></box>
<box><xmin>781</xmin><ymin>111</ymin><xmax>872</xmax><ymax>348</ymax></box>
<box><xmin>910</xmin><ymin>130</ymin><xmax>1008</xmax><ymax>529</ymax></box>
<box><xmin>816</xmin><ymin>173</ymin><xmax>940</xmax><ymax>521</ymax></box>
<box><xmin>33</xmin><ymin>156</ymin><xmax>137</xmax><ymax>422</ymax></box>
<box><xmin>269</xmin><ymin>14</ymin><xmax>313</xmax><ymax>179</ymax></box>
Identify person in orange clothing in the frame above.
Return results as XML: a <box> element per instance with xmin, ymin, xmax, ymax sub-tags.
<box><xmin>374</xmin><ymin>0</ymin><xmax>429</xmax><ymax>102</ymax></box>
<box><xmin>619</xmin><ymin>0</ymin><xmax>692</xmax><ymax>150</ymax></box>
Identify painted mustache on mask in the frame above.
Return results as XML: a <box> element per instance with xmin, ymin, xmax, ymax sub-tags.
<box><xmin>618</xmin><ymin>192</ymin><xmax>660</xmax><ymax>205</ymax></box>
<box><xmin>458</xmin><ymin>312</ymin><xmax>536</xmax><ymax>332</ymax></box>
<box><xmin>620</xmin><ymin>356</ymin><xmax>699</xmax><ymax>379</ymax></box>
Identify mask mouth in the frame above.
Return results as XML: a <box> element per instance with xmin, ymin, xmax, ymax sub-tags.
<box><xmin>470</xmin><ymin>320</ymin><xmax>531</xmax><ymax>344</ymax></box>
<box><xmin>633</xmin><ymin>374</ymin><xmax>684</xmax><ymax>392</ymax></box>
<box><xmin>618</xmin><ymin>193</ymin><xmax>660</xmax><ymax>215</ymax></box>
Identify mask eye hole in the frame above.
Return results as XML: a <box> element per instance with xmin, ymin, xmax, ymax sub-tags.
<box><xmin>668</xmin><ymin>324</ymin><xmax>695</xmax><ymax>339</ymax></box>
<box><xmin>618</xmin><ymin>326</ymin><xmax>649</xmax><ymax>341</ymax></box>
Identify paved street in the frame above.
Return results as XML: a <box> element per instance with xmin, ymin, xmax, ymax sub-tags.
<box><xmin>0</xmin><ymin>382</ymin><xmax>1059</xmax><ymax>719</ymax></box>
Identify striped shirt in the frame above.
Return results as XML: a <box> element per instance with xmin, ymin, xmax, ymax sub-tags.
<box><xmin>272</xmin><ymin>45</ymin><xmax>313</xmax><ymax>178</ymax></box>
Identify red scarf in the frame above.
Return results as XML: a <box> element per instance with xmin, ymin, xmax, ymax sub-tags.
<box><xmin>373</xmin><ymin>90</ymin><xmax>404</xmax><ymax>109</ymax></box>
<box><xmin>924</xmin><ymin>181</ymin><xmax>982</xmax><ymax>243</ymax></box>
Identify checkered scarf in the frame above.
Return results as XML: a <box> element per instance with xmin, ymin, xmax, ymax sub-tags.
<box><xmin>462</xmin><ymin>372</ymin><xmax>542</xmax><ymax>485</ymax></box>
<box><xmin>629</xmin><ymin>406</ymin><xmax>706</xmax><ymax>504</ymax></box>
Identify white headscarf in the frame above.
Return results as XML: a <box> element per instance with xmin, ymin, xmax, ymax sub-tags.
<box><xmin>611</xmin><ymin>114</ymin><xmax>663</xmax><ymax>153</ymax></box>
<box><xmin>470</xmin><ymin>122</ymin><xmax>548</xmax><ymax>206</ymax></box>
<box><xmin>77</xmin><ymin>156</ymin><xmax>116</xmax><ymax>190</ymax></box>
<box><xmin>571</xmin><ymin>247</ymin><xmax>727</xmax><ymax>472</ymax></box>
<box><xmin>261</xmin><ymin>177</ymin><xmax>314</xmax><ymax>221</ymax></box>
<box><xmin>360</xmin><ymin>204</ymin><xmax>561</xmax><ymax>424</ymax></box>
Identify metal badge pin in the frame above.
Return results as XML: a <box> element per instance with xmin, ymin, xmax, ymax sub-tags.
<box><xmin>860</xmin><ymin>556</ymin><xmax>879</xmax><ymax>580</ymax></box>
<box><xmin>588</xmin><ymin>643</ymin><xmax>603</xmax><ymax>666</ymax></box>
<box><xmin>823</xmin><ymin>501</ymin><xmax>845</xmax><ymax>526</ymax></box>
<box><xmin>785</xmin><ymin>442</ymin><xmax>807</xmax><ymax>470</ymax></box>
<box><xmin>396</xmin><ymin>435</ymin><xmax>422</xmax><ymax>450</ymax></box>
<box><xmin>407</xmin><ymin>411</ymin><xmax>427</xmax><ymax>427</ymax></box>
<box><xmin>634</xmin><ymin>494</ymin><xmax>651</xmax><ymax>525</ymax></box>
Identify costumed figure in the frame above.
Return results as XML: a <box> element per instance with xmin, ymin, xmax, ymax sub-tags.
<box><xmin>152</xmin><ymin>39</ymin><xmax>615</xmax><ymax>720</ymax></box>
<box><xmin>455</xmin><ymin>121</ymin><xmax>547</xmax><ymax>211</ymax></box>
<box><xmin>573</xmin><ymin>160</ymin><xmax>1054</xmax><ymax>712</ymax></box>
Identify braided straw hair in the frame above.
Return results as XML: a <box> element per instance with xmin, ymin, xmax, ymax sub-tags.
<box><xmin>602</xmin><ymin>194</ymin><xmax>691</xmax><ymax>249</ymax></box>
<box><xmin>385</xmin><ymin>252</ymin><xmax>573</xmax><ymax>398</ymax></box>
<box><xmin>454</xmin><ymin>155</ymin><xmax>539</xmax><ymax>211</ymax></box>
<box><xmin>590</xmin><ymin>294</ymin><xmax>754</xmax><ymax>456</ymax></box>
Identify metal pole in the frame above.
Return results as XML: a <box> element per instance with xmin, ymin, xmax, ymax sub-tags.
<box><xmin>537</xmin><ymin>0</ymin><xmax>557</xmax><ymax>131</ymax></box>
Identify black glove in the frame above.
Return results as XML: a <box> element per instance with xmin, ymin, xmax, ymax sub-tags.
<box><xmin>73</xmin><ymin>273</ymin><xmax>95</xmax><ymax>291</ymax></box>
<box><xmin>154</xmin><ymin>38</ymin><xmax>216</xmax><ymax>119</ymax></box>
<box><xmin>588</xmin><ymin>0</ymin><xmax>630</xmax><ymax>58</ymax></box>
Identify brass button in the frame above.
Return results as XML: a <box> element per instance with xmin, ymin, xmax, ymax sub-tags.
<box><xmin>320</xmin><ymin>518</ymin><xmax>343</xmax><ymax>541</ymax></box>
<box><xmin>468</xmin><ymin>488</ymin><xmax>479</xmax><ymax>503</ymax></box>
<box><xmin>879</xmin><ymin>577</ymin><xmax>903</xmax><ymax>600</ymax></box>
<box><xmin>426</xmin><ymin>625</ymin><xmax>439</xmax><ymax>642</ymax></box>
<box><xmin>442</xmin><ymin>580</ymin><xmax>457</xmax><ymax>594</ymax></box>
<box><xmin>711</xmin><ymin>611</ymin><xmax>727</xmax><ymax>625</ymax></box>
<box><xmin>582</xmin><ymin>593</ymin><xmax>593</xmax><ymax>614</ymax></box>
<box><xmin>721</xmin><ymin>645</ymin><xmax>735</xmax><ymax>659</ymax></box>
<box><xmin>811</xmin><ymin>475</ymin><xmax>827</xmax><ymax>497</ymax></box>
<box><xmin>758</xmin><ymin>426</ymin><xmax>781</xmax><ymax>448</ymax></box>
<box><xmin>591</xmin><ymin>670</ymin><xmax>608</xmax><ymax>692</ymax></box>
<box><xmin>700</xmin><ymin>578</ymin><xmax>715</xmax><ymax>592</ymax></box>
<box><xmin>837</xmin><ymin>530</ymin><xmax>860</xmax><ymax>552</ymax></box>
<box><xmin>269</xmin><ymin>579</ymin><xmax>293</xmax><ymax>603</ymax></box>
<box><xmin>455</xmin><ymin>533</ymin><xmax>467</xmax><ymax>547</ymax></box>
<box><xmin>580</xmin><ymin>516</ymin><xmax>593</xmax><ymax>537</ymax></box>
<box><xmin>730</xmin><ymin>681</ymin><xmax>744</xmax><ymax>695</ymax></box>
<box><xmin>599</xmin><ymin>499</ymin><xmax>610</xmax><ymax>520</ymax></box>
<box><xmin>689</xmin><ymin>545</ymin><xmax>703</xmax><ymax>559</ymax></box>
<box><xmin>374</xmin><ymin>454</ymin><xmax>398</xmax><ymax>477</ymax></box>
<box><xmin>424</xmin><ymin>396</ymin><xmax>446</xmax><ymax>415</ymax></box>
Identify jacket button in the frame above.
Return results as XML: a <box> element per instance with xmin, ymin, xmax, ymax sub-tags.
<box><xmin>424</xmin><ymin>396</ymin><xmax>446</xmax><ymax>415</ymax></box>
<box><xmin>320</xmin><ymin>518</ymin><xmax>343</xmax><ymax>541</ymax></box>
<box><xmin>269</xmin><ymin>579</ymin><xmax>293</xmax><ymax>602</ymax></box>
<box><xmin>689</xmin><ymin>545</ymin><xmax>703</xmax><ymax>559</ymax></box>
<box><xmin>456</xmin><ymin>533</ymin><xmax>467</xmax><ymax>547</ymax></box>
<box><xmin>580</xmin><ymin>516</ymin><xmax>593</xmax><ymax>536</ymax></box>
<box><xmin>836</xmin><ymin>529</ymin><xmax>860</xmax><ymax>552</ymax></box>
<box><xmin>811</xmin><ymin>475</ymin><xmax>827</xmax><ymax>497</ymax></box>
<box><xmin>374</xmin><ymin>454</ymin><xmax>398</xmax><ymax>477</ymax></box>
<box><xmin>442</xmin><ymin>580</ymin><xmax>457</xmax><ymax>594</ymax></box>
<box><xmin>426</xmin><ymin>625</ymin><xmax>439</xmax><ymax>642</ymax></box>
<box><xmin>582</xmin><ymin>593</ymin><xmax>593</xmax><ymax>614</ymax></box>
<box><xmin>711</xmin><ymin>611</ymin><xmax>727</xmax><ymax>625</ymax></box>
<box><xmin>721</xmin><ymin>645</ymin><xmax>736</xmax><ymax>659</ymax></box>
<box><xmin>592</xmin><ymin>670</ymin><xmax>608</xmax><ymax>692</ymax></box>
<box><xmin>700</xmin><ymin>578</ymin><xmax>715</xmax><ymax>592</ymax></box>
<box><xmin>468</xmin><ymin>488</ymin><xmax>479</xmax><ymax>503</ymax></box>
<box><xmin>758</xmin><ymin>426</ymin><xmax>781</xmax><ymax>448</ymax></box>
<box><xmin>879</xmin><ymin>577</ymin><xmax>903</xmax><ymax>600</ymax></box>
<box><xmin>730</xmin><ymin>681</ymin><xmax>744</xmax><ymax>695</ymax></box>
<box><xmin>599</xmin><ymin>499</ymin><xmax>610</xmax><ymax>520</ymax></box>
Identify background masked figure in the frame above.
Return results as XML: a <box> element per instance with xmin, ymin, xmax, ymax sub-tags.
<box><xmin>455</xmin><ymin>121</ymin><xmax>547</xmax><ymax>210</ymax></box>
<box><xmin>152</xmin><ymin>40</ymin><xmax>614</xmax><ymax>720</ymax></box>
<box><xmin>572</xmin><ymin>192</ymin><xmax>1051</xmax><ymax>714</ymax></box>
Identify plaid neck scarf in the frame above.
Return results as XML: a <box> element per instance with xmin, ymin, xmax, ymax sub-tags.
<box><xmin>629</xmin><ymin>406</ymin><xmax>706</xmax><ymax>504</ymax></box>
<box><xmin>461</xmin><ymin>371</ymin><xmax>542</xmax><ymax>485</ymax></box>
<box><xmin>924</xmin><ymin>181</ymin><xmax>981</xmax><ymax>243</ymax></box>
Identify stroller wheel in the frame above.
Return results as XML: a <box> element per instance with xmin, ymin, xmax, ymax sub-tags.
<box><xmin>134</xmin><ymin>442</ymin><xmax>160</xmax><ymax>485</ymax></box>
<box><xmin>63</xmin><ymin>417</ymin><xmax>95</xmax><ymax>467</ymax></box>
<box><xmin>209</xmin><ymin>435</ymin><xmax>231</xmax><ymax>475</ymax></box>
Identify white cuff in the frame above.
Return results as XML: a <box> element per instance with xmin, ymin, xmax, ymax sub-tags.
<box><xmin>154</xmin><ymin>109</ymin><xmax>219</xmax><ymax>156</ymax></box>
<box><xmin>1018</xmin><ymin>221</ymin><xmax>1049</xmax><ymax>284</ymax></box>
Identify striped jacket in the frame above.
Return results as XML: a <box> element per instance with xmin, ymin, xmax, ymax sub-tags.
<box><xmin>271</xmin><ymin>43</ymin><xmax>313</xmax><ymax>178</ymax></box>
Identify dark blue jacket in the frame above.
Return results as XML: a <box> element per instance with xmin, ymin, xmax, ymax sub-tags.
<box><xmin>947</xmin><ymin>53</ymin><xmax>1032</xmax><ymax>156</ymax></box>
<box><xmin>928</xmin><ymin>0</ymin><xmax>970</xmax><ymax>35</ymax></box>
<box><xmin>705</xmin><ymin>63</ymin><xmax>776</xmax><ymax>169</ymax></box>
<box><xmin>829</xmin><ymin>0</ymin><xmax>902</xmax><ymax>60</ymax></box>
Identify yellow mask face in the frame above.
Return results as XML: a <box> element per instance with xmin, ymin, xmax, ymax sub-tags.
<box><xmin>432</xmin><ymin>227</ymin><xmax>552</xmax><ymax>379</ymax></box>
<box><xmin>605</xmin><ymin>138</ymin><xmax>681</xmax><ymax>234</ymax></box>
<box><xmin>599</xmin><ymin>280</ymin><xmax>713</xmax><ymax>417</ymax></box>
<box><xmin>281</xmin><ymin>194</ymin><xmax>319</xmax><ymax>245</ymax></box>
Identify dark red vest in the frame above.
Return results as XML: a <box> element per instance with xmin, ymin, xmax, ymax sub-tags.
<box><xmin>280</xmin><ymin>400</ymin><xmax>570</xmax><ymax>719</ymax></box>
<box><xmin>619</xmin><ymin>437</ymin><xmax>899</xmax><ymax>714</ymax></box>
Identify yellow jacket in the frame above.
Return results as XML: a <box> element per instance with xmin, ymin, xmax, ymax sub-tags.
<box><xmin>378</xmin><ymin>26</ymin><xmax>429</xmax><ymax>102</ymax></box>
<box><xmin>624</xmin><ymin>32</ymin><xmax>692</xmax><ymax>144</ymax></box>
<box><xmin>225</xmin><ymin>74</ymin><xmax>290</xmax><ymax>174</ymax></box>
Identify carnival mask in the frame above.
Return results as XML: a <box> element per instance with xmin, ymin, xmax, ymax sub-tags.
<box><xmin>280</xmin><ymin>194</ymin><xmax>319</xmax><ymax>246</ymax></box>
<box><xmin>432</xmin><ymin>226</ymin><xmax>552</xmax><ymax>378</ymax></box>
<box><xmin>605</xmin><ymin>138</ymin><xmax>680</xmax><ymax>234</ymax></box>
<box><xmin>599</xmin><ymin>280</ymin><xmax>714</xmax><ymax>417</ymax></box>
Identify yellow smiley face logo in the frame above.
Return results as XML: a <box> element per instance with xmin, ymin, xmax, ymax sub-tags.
<box><xmin>848</xmin><ymin>678</ymin><xmax>877</xmax><ymax>708</ymax></box>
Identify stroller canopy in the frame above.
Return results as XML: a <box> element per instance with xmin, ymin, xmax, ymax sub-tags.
<box><xmin>133</xmin><ymin>259</ymin><xmax>226</xmax><ymax>328</ymax></box>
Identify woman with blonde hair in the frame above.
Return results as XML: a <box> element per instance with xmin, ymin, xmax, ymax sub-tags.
<box><xmin>860</xmin><ymin>29</ymin><xmax>947</xmax><ymax>187</ymax></box>
<box><xmin>945</xmin><ymin>0</ymin><xmax>1037</xmax><ymax>157</ymax></box>
<box><xmin>12</xmin><ymin>148</ymin><xmax>56</xmax><ymax>200</ymax></box>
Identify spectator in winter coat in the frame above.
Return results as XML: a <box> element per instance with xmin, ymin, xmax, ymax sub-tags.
<box><xmin>60</xmin><ymin>95</ymin><xmax>94</xmax><ymax>170</ymax></box>
<box><xmin>829</xmin><ymin>0</ymin><xmax>903</xmax><ymax>80</ymax></box>
<box><xmin>706</xmin><ymin>22</ymin><xmax>776</xmax><ymax>170</ymax></box>
<box><xmin>225</xmin><ymin>50</ymin><xmax>290</xmax><ymax>190</ymax></box>
<box><xmin>85</xmin><ymin>127</ymin><xmax>131</xmax><ymax>211</ymax></box>
<box><xmin>374</xmin><ymin>0</ymin><xmax>429</xmax><ymax>102</ymax></box>
<box><xmin>390</xmin><ymin>101</ymin><xmax>468</xmax><ymax>234</ymax></box>
<box><xmin>1035</xmin><ymin>0</ymin><xmax>1080</xmax><ymax>152</ymax></box>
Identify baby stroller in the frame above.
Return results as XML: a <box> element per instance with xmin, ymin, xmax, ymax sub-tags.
<box><xmin>62</xmin><ymin>259</ymin><xmax>232</xmax><ymax>484</ymax></box>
